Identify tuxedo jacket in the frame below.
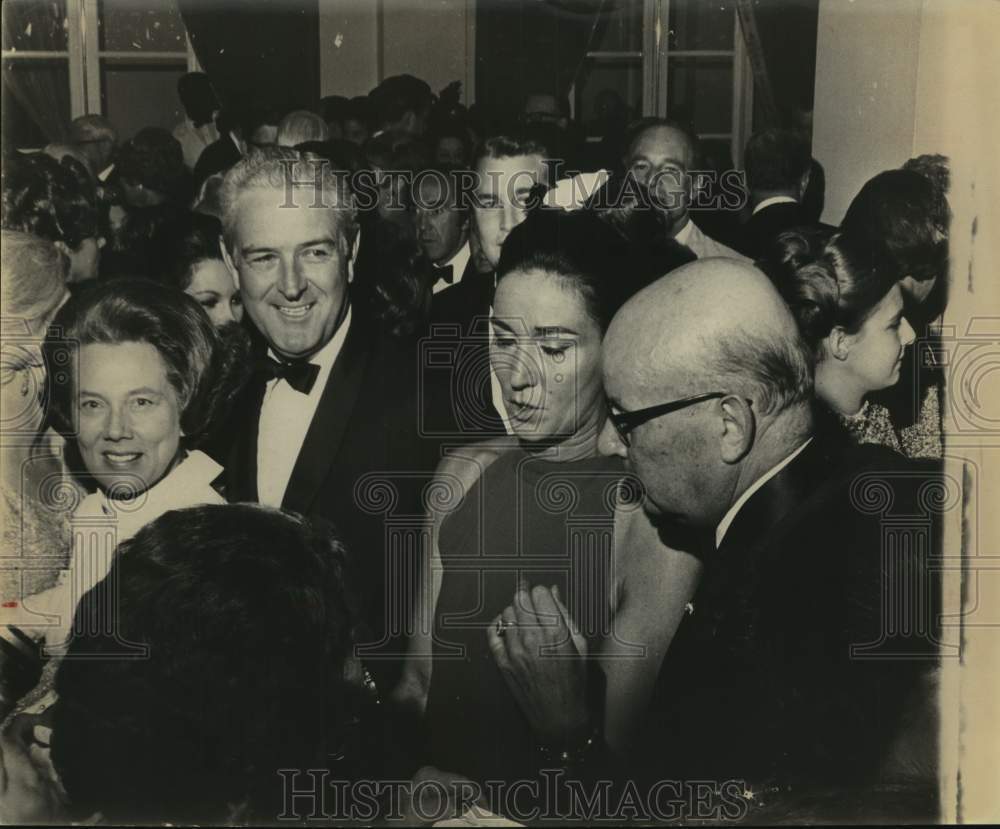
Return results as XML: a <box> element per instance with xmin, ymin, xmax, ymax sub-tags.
<box><xmin>424</xmin><ymin>263</ymin><xmax>506</xmax><ymax>439</ymax></box>
<box><xmin>637</xmin><ymin>435</ymin><xmax>942</xmax><ymax>795</ymax></box>
<box><xmin>213</xmin><ymin>309</ymin><xmax>442</xmax><ymax>680</ymax></box>
<box><xmin>735</xmin><ymin>201</ymin><xmax>814</xmax><ymax>260</ymax></box>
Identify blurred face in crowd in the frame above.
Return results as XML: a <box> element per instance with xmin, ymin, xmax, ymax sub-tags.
<box><xmin>343</xmin><ymin>118</ymin><xmax>369</xmax><ymax>147</ymax></box>
<box><xmin>820</xmin><ymin>282</ymin><xmax>916</xmax><ymax>411</ymax></box>
<box><xmin>435</xmin><ymin>135</ymin><xmax>467</xmax><ymax>167</ymax></box>
<box><xmin>473</xmin><ymin>153</ymin><xmax>549</xmax><ymax>269</ymax></box>
<box><xmin>76</xmin><ymin>341</ymin><xmax>183</xmax><ymax>495</ymax></box>
<box><xmin>225</xmin><ymin>185</ymin><xmax>352</xmax><ymax>360</ymax></box>
<box><xmin>522</xmin><ymin>94</ymin><xmax>565</xmax><ymax>129</ymax></box>
<box><xmin>491</xmin><ymin>269</ymin><xmax>605</xmax><ymax>448</ymax></box>
<box><xmin>625</xmin><ymin>125</ymin><xmax>695</xmax><ymax>232</ymax></box>
<box><xmin>415</xmin><ymin>174</ymin><xmax>469</xmax><ymax>265</ymax></box>
<box><xmin>58</xmin><ymin>236</ymin><xmax>104</xmax><ymax>284</ymax></box>
<box><xmin>186</xmin><ymin>258</ymin><xmax>243</xmax><ymax>328</ymax></box>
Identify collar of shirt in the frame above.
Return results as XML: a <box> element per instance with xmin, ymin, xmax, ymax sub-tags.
<box><xmin>673</xmin><ymin>216</ymin><xmax>694</xmax><ymax>246</ymax></box>
<box><xmin>714</xmin><ymin>438</ymin><xmax>813</xmax><ymax>549</ymax></box>
<box><xmin>97</xmin><ymin>163</ymin><xmax>114</xmax><ymax>182</ymax></box>
<box><xmin>752</xmin><ymin>195</ymin><xmax>798</xmax><ymax>216</ymax></box>
<box><xmin>432</xmin><ymin>241</ymin><xmax>472</xmax><ymax>294</ymax></box>
<box><xmin>265</xmin><ymin>304</ymin><xmax>352</xmax><ymax>395</ymax></box>
<box><xmin>257</xmin><ymin>306</ymin><xmax>352</xmax><ymax>507</ymax></box>
<box><xmin>79</xmin><ymin>450</ymin><xmax>225</xmax><ymax>541</ymax></box>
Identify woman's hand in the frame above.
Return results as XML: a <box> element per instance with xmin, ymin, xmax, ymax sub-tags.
<box><xmin>487</xmin><ymin>584</ymin><xmax>592</xmax><ymax>747</ymax></box>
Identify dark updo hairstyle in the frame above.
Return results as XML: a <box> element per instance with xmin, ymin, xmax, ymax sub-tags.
<box><xmin>45</xmin><ymin>279</ymin><xmax>248</xmax><ymax>448</ymax></box>
<box><xmin>148</xmin><ymin>209</ymin><xmax>225</xmax><ymax>292</ymax></box>
<box><xmin>51</xmin><ymin>503</ymin><xmax>360</xmax><ymax>824</ymax></box>
<box><xmin>585</xmin><ymin>174</ymin><xmax>697</xmax><ymax>280</ymax></box>
<box><xmin>116</xmin><ymin>126</ymin><xmax>190</xmax><ymax>201</ymax></box>
<box><xmin>840</xmin><ymin>168</ymin><xmax>948</xmax><ymax>285</ymax></box>
<box><xmin>496</xmin><ymin>207</ymin><xmax>672</xmax><ymax>332</ymax></box>
<box><xmin>1</xmin><ymin>152</ymin><xmax>99</xmax><ymax>251</ymax></box>
<box><xmin>760</xmin><ymin>228</ymin><xmax>898</xmax><ymax>355</ymax></box>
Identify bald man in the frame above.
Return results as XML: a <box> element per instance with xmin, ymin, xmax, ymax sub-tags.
<box><xmin>487</xmin><ymin>259</ymin><xmax>940</xmax><ymax>816</ymax></box>
<box><xmin>624</xmin><ymin>120</ymin><xmax>748</xmax><ymax>261</ymax></box>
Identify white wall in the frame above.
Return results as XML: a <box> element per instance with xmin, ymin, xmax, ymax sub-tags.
<box><xmin>318</xmin><ymin>0</ymin><xmax>474</xmax><ymax>103</ymax></box>
<box><xmin>318</xmin><ymin>0</ymin><xmax>381</xmax><ymax>99</ymax></box>
<box><xmin>812</xmin><ymin>0</ymin><xmax>926</xmax><ymax>224</ymax></box>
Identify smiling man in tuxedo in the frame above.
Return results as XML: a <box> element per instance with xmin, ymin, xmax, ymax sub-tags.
<box><xmin>218</xmin><ymin>147</ymin><xmax>435</xmax><ymax>684</ymax></box>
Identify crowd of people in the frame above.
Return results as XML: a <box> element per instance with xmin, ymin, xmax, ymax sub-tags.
<box><xmin>0</xmin><ymin>68</ymin><xmax>949</xmax><ymax>824</ymax></box>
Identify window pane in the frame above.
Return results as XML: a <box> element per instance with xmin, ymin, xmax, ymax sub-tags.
<box><xmin>101</xmin><ymin>59</ymin><xmax>186</xmax><ymax>138</ymax></box>
<box><xmin>575</xmin><ymin>57</ymin><xmax>643</xmax><ymax>135</ymax></box>
<box><xmin>2</xmin><ymin>59</ymin><xmax>71</xmax><ymax>148</ymax></box>
<box><xmin>667</xmin><ymin>57</ymin><xmax>732</xmax><ymax>135</ymax></box>
<box><xmin>98</xmin><ymin>0</ymin><xmax>187</xmax><ymax>52</ymax></box>
<box><xmin>2</xmin><ymin>0</ymin><xmax>69</xmax><ymax>52</ymax></box>
<box><xmin>667</xmin><ymin>0</ymin><xmax>735</xmax><ymax>52</ymax></box>
<box><xmin>591</xmin><ymin>0</ymin><xmax>644</xmax><ymax>53</ymax></box>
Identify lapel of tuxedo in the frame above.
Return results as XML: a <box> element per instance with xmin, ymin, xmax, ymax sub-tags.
<box><xmin>226</xmin><ymin>333</ymin><xmax>270</xmax><ymax>503</ymax></box>
<box><xmin>280</xmin><ymin>318</ymin><xmax>373</xmax><ymax>515</ymax></box>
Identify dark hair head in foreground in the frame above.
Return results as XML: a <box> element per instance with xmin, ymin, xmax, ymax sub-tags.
<box><xmin>51</xmin><ymin>503</ymin><xmax>358</xmax><ymax>824</ymax></box>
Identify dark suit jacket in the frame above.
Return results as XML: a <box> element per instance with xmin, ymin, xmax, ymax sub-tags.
<box><xmin>637</xmin><ymin>435</ymin><xmax>941</xmax><ymax>799</ymax></box>
<box><xmin>213</xmin><ymin>307</ymin><xmax>442</xmax><ymax>684</ymax></box>
<box><xmin>424</xmin><ymin>264</ymin><xmax>506</xmax><ymax>439</ymax></box>
<box><xmin>735</xmin><ymin>200</ymin><xmax>813</xmax><ymax>260</ymax></box>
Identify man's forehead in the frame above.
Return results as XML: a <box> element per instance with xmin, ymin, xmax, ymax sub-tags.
<box><xmin>628</xmin><ymin>127</ymin><xmax>692</xmax><ymax>165</ymax></box>
<box><xmin>476</xmin><ymin>154</ymin><xmax>548</xmax><ymax>189</ymax></box>
<box><xmin>233</xmin><ymin>186</ymin><xmax>340</xmax><ymax>238</ymax></box>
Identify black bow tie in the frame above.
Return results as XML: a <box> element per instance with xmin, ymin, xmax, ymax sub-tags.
<box><xmin>433</xmin><ymin>264</ymin><xmax>455</xmax><ymax>285</ymax></box>
<box><xmin>254</xmin><ymin>355</ymin><xmax>320</xmax><ymax>395</ymax></box>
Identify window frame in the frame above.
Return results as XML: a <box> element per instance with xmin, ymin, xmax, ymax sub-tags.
<box><xmin>572</xmin><ymin>0</ymin><xmax>753</xmax><ymax>167</ymax></box>
<box><xmin>1</xmin><ymin>0</ymin><xmax>197</xmax><ymax>143</ymax></box>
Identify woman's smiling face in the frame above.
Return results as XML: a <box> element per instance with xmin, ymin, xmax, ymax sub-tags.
<box><xmin>76</xmin><ymin>341</ymin><xmax>183</xmax><ymax>495</ymax></box>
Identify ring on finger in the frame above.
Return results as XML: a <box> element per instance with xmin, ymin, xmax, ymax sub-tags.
<box><xmin>496</xmin><ymin>618</ymin><xmax>516</xmax><ymax>637</ymax></box>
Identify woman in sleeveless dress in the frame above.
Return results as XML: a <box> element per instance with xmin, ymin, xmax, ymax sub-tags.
<box><xmin>394</xmin><ymin>208</ymin><xmax>702</xmax><ymax>786</ymax></box>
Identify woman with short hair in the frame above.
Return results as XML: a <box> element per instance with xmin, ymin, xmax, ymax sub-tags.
<box><xmin>24</xmin><ymin>279</ymin><xmax>248</xmax><ymax>648</ymax></box>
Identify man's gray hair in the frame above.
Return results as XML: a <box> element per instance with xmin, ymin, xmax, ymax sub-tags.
<box><xmin>701</xmin><ymin>327</ymin><xmax>814</xmax><ymax>417</ymax></box>
<box><xmin>219</xmin><ymin>146</ymin><xmax>357</xmax><ymax>249</ymax></box>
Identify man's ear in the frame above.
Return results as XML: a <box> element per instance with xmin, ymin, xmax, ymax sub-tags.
<box><xmin>718</xmin><ymin>395</ymin><xmax>755</xmax><ymax>464</ymax></box>
<box><xmin>220</xmin><ymin>237</ymin><xmax>240</xmax><ymax>288</ymax></box>
<box><xmin>827</xmin><ymin>326</ymin><xmax>852</xmax><ymax>361</ymax></box>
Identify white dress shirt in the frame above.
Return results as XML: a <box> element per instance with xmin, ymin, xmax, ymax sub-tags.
<box><xmin>674</xmin><ymin>218</ymin><xmax>750</xmax><ymax>261</ymax></box>
<box><xmin>715</xmin><ymin>438</ymin><xmax>813</xmax><ymax>549</ymax></box>
<box><xmin>432</xmin><ymin>240</ymin><xmax>471</xmax><ymax>294</ymax></box>
<box><xmin>751</xmin><ymin>195</ymin><xmax>798</xmax><ymax>216</ymax></box>
<box><xmin>257</xmin><ymin>307</ymin><xmax>352</xmax><ymax>507</ymax></box>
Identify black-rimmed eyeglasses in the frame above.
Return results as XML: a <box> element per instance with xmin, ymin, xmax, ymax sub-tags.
<box><xmin>608</xmin><ymin>392</ymin><xmax>726</xmax><ymax>447</ymax></box>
